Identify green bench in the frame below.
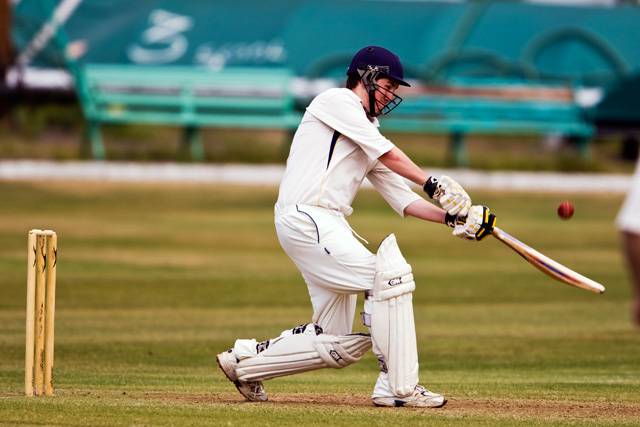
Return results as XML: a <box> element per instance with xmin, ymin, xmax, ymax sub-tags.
<box><xmin>381</xmin><ymin>80</ymin><xmax>594</xmax><ymax>166</ymax></box>
<box><xmin>73</xmin><ymin>65</ymin><xmax>301</xmax><ymax>160</ymax></box>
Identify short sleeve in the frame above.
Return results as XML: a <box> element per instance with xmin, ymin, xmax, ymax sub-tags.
<box><xmin>306</xmin><ymin>88</ymin><xmax>394</xmax><ymax>160</ymax></box>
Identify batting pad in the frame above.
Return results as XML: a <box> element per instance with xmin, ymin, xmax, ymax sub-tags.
<box><xmin>370</xmin><ymin>234</ymin><xmax>419</xmax><ymax>397</ymax></box>
<box><xmin>235</xmin><ymin>331</ymin><xmax>371</xmax><ymax>382</ymax></box>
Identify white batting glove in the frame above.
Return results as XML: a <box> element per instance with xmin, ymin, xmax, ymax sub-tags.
<box><xmin>423</xmin><ymin>175</ymin><xmax>472</xmax><ymax>217</ymax></box>
<box><xmin>451</xmin><ymin>205</ymin><xmax>497</xmax><ymax>241</ymax></box>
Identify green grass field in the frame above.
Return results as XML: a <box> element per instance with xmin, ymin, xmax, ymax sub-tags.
<box><xmin>1</xmin><ymin>181</ymin><xmax>639</xmax><ymax>426</ymax></box>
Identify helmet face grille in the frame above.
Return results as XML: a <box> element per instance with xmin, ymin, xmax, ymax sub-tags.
<box><xmin>372</xmin><ymin>82</ymin><xmax>403</xmax><ymax>116</ymax></box>
<box><xmin>357</xmin><ymin>66</ymin><xmax>403</xmax><ymax>117</ymax></box>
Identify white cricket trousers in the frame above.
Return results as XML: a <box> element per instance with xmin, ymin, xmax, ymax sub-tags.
<box><xmin>618</xmin><ymin>156</ymin><xmax>640</xmax><ymax>234</ymax></box>
<box><xmin>275</xmin><ymin>204</ymin><xmax>376</xmax><ymax>336</ymax></box>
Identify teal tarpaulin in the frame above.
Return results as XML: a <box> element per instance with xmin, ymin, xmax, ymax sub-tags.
<box><xmin>12</xmin><ymin>0</ymin><xmax>640</xmax><ymax>86</ymax></box>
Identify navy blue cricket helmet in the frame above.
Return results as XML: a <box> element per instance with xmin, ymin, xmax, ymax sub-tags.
<box><xmin>347</xmin><ymin>46</ymin><xmax>410</xmax><ymax>87</ymax></box>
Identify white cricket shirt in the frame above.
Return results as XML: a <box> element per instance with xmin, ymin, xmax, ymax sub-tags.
<box><xmin>275</xmin><ymin>88</ymin><xmax>421</xmax><ymax>217</ymax></box>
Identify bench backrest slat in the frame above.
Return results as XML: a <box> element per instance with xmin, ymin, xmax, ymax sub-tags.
<box><xmin>382</xmin><ymin>80</ymin><xmax>592</xmax><ymax>136</ymax></box>
<box><xmin>78</xmin><ymin>64</ymin><xmax>300</xmax><ymax>129</ymax></box>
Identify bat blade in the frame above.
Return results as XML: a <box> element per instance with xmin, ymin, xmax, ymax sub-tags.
<box><xmin>491</xmin><ymin>226</ymin><xmax>605</xmax><ymax>294</ymax></box>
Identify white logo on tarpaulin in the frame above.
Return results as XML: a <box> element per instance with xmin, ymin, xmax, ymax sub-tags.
<box><xmin>127</xmin><ymin>9</ymin><xmax>193</xmax><ymax>64</ymax></box>
<box><xmin>195</xmin><ymin>39</ymin><xmax>287</xmax><ymax>71</ymax></box>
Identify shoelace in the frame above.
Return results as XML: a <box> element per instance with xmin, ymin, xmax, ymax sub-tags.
<box><xmin>249</xmin><ymin>382</ymin><xmax>264</xmax><ymax>394</ymax></box>
<box><xmin>415</xmin><ymin>385</ymin><xmax>430</xmax><ymax>396</ymax></box>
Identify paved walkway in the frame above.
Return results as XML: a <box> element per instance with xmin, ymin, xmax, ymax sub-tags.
<box><xmin>0</xmin><ymin>160</ymin><xmax>632</xmax><ymax>193</ymax></box>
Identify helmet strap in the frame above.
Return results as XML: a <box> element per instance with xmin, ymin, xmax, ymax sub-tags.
<box><xmin>367</xmin><ymin>87</ymin><xmax>377</xmax><ymax>117</ymax></box>
<box><xmin>358</xmin><ymin>66</ymin><xmax>386</xmax><ymax>117</ymax></box>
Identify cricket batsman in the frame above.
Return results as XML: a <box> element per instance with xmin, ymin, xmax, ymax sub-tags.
<box><xmin>217</xmin><ymin>45</ymin><xmax>496</xmax><ymax>407</ymax></box>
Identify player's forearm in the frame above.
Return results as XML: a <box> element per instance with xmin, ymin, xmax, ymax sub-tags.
<box><xmin>379</xmin><ymin>147</ymin><xmax>427</xmax><ymax>186</ymax></box>
<box><xmin>403</xmin><ymin>198</ymin><xmax>446</xmax><ymax>224</ymax></box>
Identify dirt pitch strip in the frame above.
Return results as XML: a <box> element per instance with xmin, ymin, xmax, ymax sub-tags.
<box><xmin>134</xmin><ymin>392</ymin><xmax>640</xmax><ymax>422</ymax></box>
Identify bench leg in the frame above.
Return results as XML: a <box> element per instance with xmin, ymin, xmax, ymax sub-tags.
<box><xmin>574</xmin><ymin>136</ymin><xmax>591</xmax><ymax>160</ymax></box>
<box><xmin>86</xmin><ymin>121</ymin><xmax>105</xmax><ymax>160</ymax></box>
<box><xmin>183</xmin><ymin>126</ymin><xmax>205</xmax><ymax>161</ymax></box>
<box><xmin>449</xmin><ymin>132</ymin><xmax>468</xmax><ymax>167</ymax></box>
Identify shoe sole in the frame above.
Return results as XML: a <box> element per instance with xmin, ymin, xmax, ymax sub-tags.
<box><xmin>373</xmin><ymin>398</ymin><xmax>448</xmax><ymax>408</ymax></box>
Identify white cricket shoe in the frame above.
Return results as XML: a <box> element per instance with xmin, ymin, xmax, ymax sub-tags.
<box><xmin>372</xmin><ymin>385</ymin><xmax>447</xmax><ymax>408</ymax></box>
<box><xmin>216</xmin><ymin>349</ymin><xmax>268</xmax><ymax>402</ymax></box>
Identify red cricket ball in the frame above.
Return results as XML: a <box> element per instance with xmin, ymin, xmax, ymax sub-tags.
<box><xmin>557</xmin><ymin>200</ymin><xmax>574</xmax><ymax>220</ymax></box>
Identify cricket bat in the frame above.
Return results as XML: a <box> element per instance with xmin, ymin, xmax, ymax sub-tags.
<box><xmin>491</xmin><ymin>226</ymin><xmax>606</xmax><ymax>294</ymax></box>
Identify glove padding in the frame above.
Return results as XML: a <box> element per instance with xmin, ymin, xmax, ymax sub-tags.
<box><xmin>424</xmin><ymin>175</ymin><xmax>471</xmax><ymax>217</ymax></box>
<box><xmin>451</xmin><ymin>205</ymin><xmax>496</xmax><ymax>241</ymax></box>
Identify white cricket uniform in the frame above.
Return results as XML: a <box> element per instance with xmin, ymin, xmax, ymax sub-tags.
<box><xmin>274</xmin><ymin>88</ymin><xmax>422</xmax><ymax>336</ymax></box>
<box><xmin>617</xmin><ymin>156</ymin><xmax>640</xmax><ymax>234</ymax></box>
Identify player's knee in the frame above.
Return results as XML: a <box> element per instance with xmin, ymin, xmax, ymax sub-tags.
<box><xmin>375</xmin><ymin>234</ymin><xmax>415</xmax><ymax>298</ymax></box>
<box><xmin>315</xmin><ymin>333</ymin><xmax>372</xmax><ymax>368</ymax></box>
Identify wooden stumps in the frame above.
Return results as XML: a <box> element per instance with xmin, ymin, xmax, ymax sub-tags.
<box><xmin>25</xmin><ymin>229</ymin><xmax>57</xmax><ymax>396</ymax></box>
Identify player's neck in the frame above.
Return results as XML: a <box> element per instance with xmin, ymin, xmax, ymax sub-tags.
<box><xmin>351</xmin><ymin>86</ymin><xmax>375</xmax><ymax>122</ymax></box>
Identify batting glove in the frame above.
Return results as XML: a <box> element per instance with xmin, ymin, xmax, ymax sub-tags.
<box><xmin>424</xmin><ymin>175</ymin><xmax>472</xmax><ymax>217</ymax></box>
<box><xmin>450</xmin><ymin>205</ymin><xmax>496</xmax><ymax>241</ymax></box>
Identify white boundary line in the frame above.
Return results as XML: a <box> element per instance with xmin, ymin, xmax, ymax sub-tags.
<box><xmin>0</xmin><ymin>160</ymin><xmax>632</xmax><ymax>193</ymax></box>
